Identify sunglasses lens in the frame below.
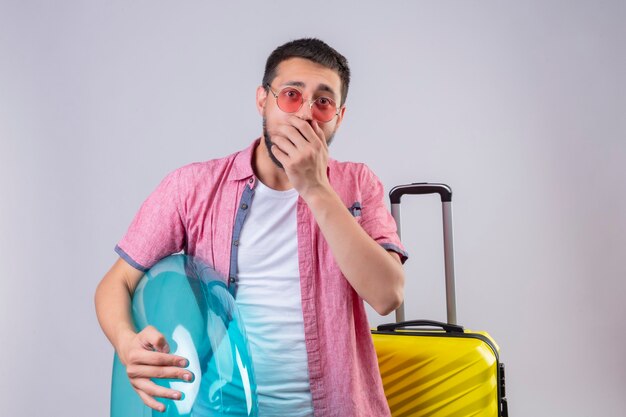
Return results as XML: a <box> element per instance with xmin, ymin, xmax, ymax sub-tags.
<box><xmin>312</xmin><ymin>97</ymin><xmax>337</xmax><ymax>122</ymax></box>
<box><xmin>276</xmin><ymin>88</ymin><xmax>303</xmax><ymax>113</ymax></box>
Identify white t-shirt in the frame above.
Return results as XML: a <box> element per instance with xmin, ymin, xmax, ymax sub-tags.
<box><xmin>236</xmin><ymin>181</ymin><xmax>314</xmax><ymax>417</ymax></box>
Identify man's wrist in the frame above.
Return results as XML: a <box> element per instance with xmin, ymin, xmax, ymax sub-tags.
<box><xmin>114</xmin><ymin>326</ymin><xmax>137</xmax><ymax>363</ymax></box>
<box><xmin>300</xmin><ymin>182</ymin><xmax>335</xmax><ymax>208</ymax></box>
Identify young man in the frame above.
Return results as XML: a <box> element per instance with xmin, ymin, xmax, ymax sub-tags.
<box><xmin>95</xmin><ymin>38</ymin><xmax>408</xmax><ymax>416</ymax></box>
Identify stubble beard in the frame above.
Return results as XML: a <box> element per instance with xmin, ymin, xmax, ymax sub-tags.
<box><xmin>263</xmin><ymin>118</ymin><xmax>284</xmax><ymax>169</ymax></box>
<box><xmin>262</xmin><ymin>117</ymin><xmax>335</xmax><ymax>170</ymax></box>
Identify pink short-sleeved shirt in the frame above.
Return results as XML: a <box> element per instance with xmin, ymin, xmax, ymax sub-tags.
<box><xmin>116</xmin><ymin>139</ymin><xmax>407</xmax><ymax>417</ymax></box>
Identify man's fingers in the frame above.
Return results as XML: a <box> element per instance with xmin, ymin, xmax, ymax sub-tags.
<box><xmin>121</xmin><ymin>327</ymin><xmax>191</xmax><ymax>411</ymax></box>
<box><xmin>310</xmin><ymin>120</ymin><xmax>327</xmax><ymax>147</ymax></box>
<box><xmin>270</xmin><ymin>124</ymin><xmax>306</xmax><ymax>149</ymax></box>
<box><xmin>271</xmin><ymin>135</ymin><xmax>297</xmax><ymax>156</ymax></box>
<box><xmin>287</xmin><ymin>116</ymin><xmax>313</xmax><ymax>135</ymax></box>
<box><xmin>139</xmin><ymin>325</ymin><xmax>170</xmax><ymax>353</ymax></box>
<box><xmin>287</xmin><ymin>116</ymin><xmax>320</xmax><ymax>144</ymax></box>
<box><xmin>137</xmin><ymin>389</ymin><xmax>166</xmax><ymax>412</ymax></box>
<box><xmin>133</xmin><ymin>377</ymin><xmax>184</xmax><ymax>401</ymax></box>
<box><xmin>271</xmin><ymin>144</ymin><xmax>289</xmax><ymax>165</ymax></box>
<box><xmin>135</xmin><ymin>381</ymin><xmax>180</xmax><ymax>412</ymax></box>
<box><xmin>127</xmin><ymin>363</ymin><xmax>194</xmax><ymax>381</ymax></box>
<box><xmin>128</xmin><ymin>349</ymin><xmax>188</xmax><ymax>367</ymax></box>
<box><xmin>272</xmin><ymin>119</ymin><xmax>318</xmax><ymax>148</ymax></box>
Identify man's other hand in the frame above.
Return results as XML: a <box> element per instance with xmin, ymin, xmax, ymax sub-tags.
<box><xmin>118</xmin><ymin>326</ymin><xmax>192</xmax><ymax>412</ymax></box>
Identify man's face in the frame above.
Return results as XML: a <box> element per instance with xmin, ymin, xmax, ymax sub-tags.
<box><xmin>257</xmin><ymin>57</ymin><xmax>346</xmax><ymax>168</ymax></box>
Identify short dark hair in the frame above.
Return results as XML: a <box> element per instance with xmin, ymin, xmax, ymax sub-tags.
<box><xmin>262</xmin><ymin>38</ymin><xmax>351</xmax><ymax>106</ymax></box>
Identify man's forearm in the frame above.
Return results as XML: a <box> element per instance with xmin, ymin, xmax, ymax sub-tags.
<box><xmin>94</xmin><ymin>258</ymin><xmax>142</xmax><ymax>359</ymax></box>
<box><xmin>303</xmin><ymin>185</ymin><xmax>405</xmax><ymax>316</ymax></box>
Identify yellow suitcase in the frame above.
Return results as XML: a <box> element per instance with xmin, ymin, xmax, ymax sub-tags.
<box><xmin>372</xmin><ymin>184</ymin><xmax>508</xmax><ymax>417</ymax></box>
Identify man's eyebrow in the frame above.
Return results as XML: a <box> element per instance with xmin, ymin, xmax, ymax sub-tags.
<box><xmin>282</xmin><ymin>81</ymin><xmax>306</xmax><ymax>88</ymax></box>
<box><xmin>282</xmin><ymin>81</ymin><xmax>338</xmax><ymax>98</ymax></box>
<box><xmin>316</xmin><ymin>83</ymin><xmax>337</xmax><ymax>97</ymax></box>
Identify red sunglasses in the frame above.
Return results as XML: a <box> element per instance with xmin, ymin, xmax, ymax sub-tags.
<box><xmin>266</xmin><ymin>84</ymin><xmax>340</xmax><ymax>123</ymax></box>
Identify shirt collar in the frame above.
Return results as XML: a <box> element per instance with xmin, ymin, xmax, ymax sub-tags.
<box><xmin>229</xmin><ymin>138</ymin><xmax>260</xmax><ymax>182</ymax></box>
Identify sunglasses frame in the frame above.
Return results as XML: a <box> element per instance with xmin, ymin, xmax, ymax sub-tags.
<box><xmin>265</xmin><ymin>83</ymin><xmax>341</xmax><ymax>123</ymax></box>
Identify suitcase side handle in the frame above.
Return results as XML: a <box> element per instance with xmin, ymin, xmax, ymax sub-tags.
<box><xmin>377</xmin><ymin>319</ymin><xmax>464</xmax><ymax>333</ymax></box>
<box><xmin>389</xmin><ymin>183</ymin><xmax>452</xmax><ymax>204</ymax></box>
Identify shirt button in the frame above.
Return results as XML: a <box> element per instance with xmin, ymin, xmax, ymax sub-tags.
<box><xmin>249</xmin><ymin>178</ymin><xmax>254</xmax><ymax>183</ymax></box>
<box><xmin>233</xmin><ymin>240</ymin><xmax>239</xmax><ymax>246</ymax></box>
<box><xmin>229</xmin><ymin>277</ymin><xmax>236</xmax><ymax>283</ymax></box>
<box><xmin>241</xmin><ymin>203</ymin><xmax>248</xmax><ymax>210</ymax></box>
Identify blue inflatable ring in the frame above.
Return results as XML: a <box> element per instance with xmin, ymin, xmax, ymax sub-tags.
<box><xmin>111</xmin><ymin>255</ymin><xmax>258</xmax><ymax>416</ymax></box>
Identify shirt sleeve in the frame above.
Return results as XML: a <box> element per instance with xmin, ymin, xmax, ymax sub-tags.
<box><xmin>115</xmin><ymin>169</ymin><xmax>186</xmax><ymax>271</ymax></box>
<box><xmin>359</xmin><ymin>165</ymin><xmax>409</xmax><ymax>264</ymax></box>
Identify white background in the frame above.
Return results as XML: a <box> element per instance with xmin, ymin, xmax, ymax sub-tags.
<box><xmin>1</xmin><ymin>1</ymin><xmax>624</xmax><ymax>416</ymax></box>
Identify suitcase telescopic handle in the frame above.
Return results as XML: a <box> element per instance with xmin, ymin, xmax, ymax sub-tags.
<box><xmin>389</xmin><ymin>183</ymin><xmax>457</xmax><ymax>325</ymax></box>
<box><xmin>377</xmin><ymin>319</ymin><xmax>464</xmax><ymax>333</ymax></box>
<box><xmin>389</xmin><ymin>183</ymin><xmax>452</xmax><ymax>204</ymax></box>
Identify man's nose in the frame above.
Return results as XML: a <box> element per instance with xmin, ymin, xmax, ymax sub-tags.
<box><xmin>295</xmin><ymin>100</ymin><xmax>314</xmax><ymax>121</ymax></box>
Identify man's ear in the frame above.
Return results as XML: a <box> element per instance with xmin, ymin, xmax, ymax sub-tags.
<box><xmin>256</xmin><ymin>85</ymin><xmax>268</xmax><ymax>116</ymax></box>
